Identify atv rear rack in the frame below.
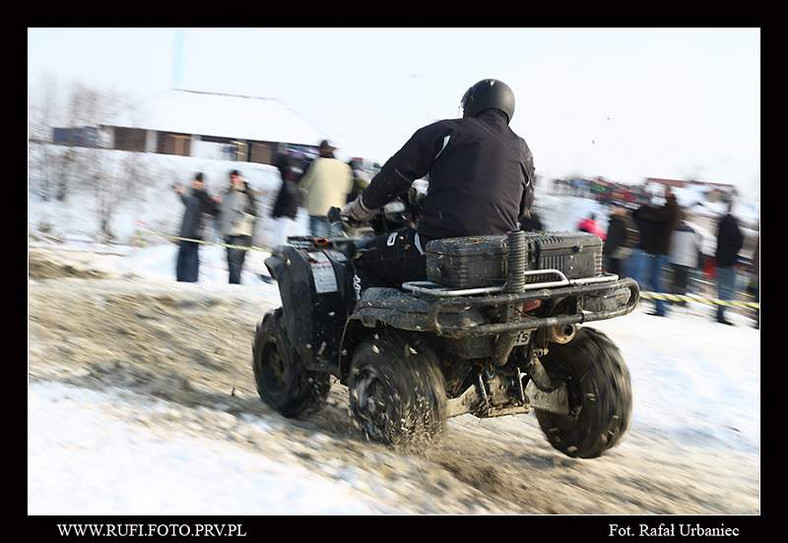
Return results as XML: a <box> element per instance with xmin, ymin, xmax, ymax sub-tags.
<box><xmin>401</xmin><ymin>270</ymin><xmax>621</xmax><ymax>297</ymax></box>
<box><xmin>397</xmin><ymin>274</ymin><xmax>640</xmax><ymax>337</ymax></box>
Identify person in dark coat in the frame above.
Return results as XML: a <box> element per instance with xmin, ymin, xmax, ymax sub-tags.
<box><xmin>631</xmin><ymin>188</ymin><xmax>680</xmax><ymax>316</ymax></box>
<box><xmin>341</xmin><ymin>79</ymin><xmax>535</xmax><ymax>290</ymax></box>
<box><xmin>714</xmin><ymin>204</ymin><xmax>744</xmax><ymax>325</ymax></box>
<box><xmin>173</xmin><ymin>172</ymin><xmax>220</xmax><ymax>282</ymax></box>
<box><xmin>271</xmin><ymin>153</ymin><xmax>302</xmax><ymax>247</ymax></box>
<box><xmin>603</xmin><ymin>204</ymin><xmax>636</xmax><ymax>277</ymax></box>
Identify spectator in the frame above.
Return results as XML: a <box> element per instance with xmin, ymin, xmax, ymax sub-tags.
<box><xmin>271</xmin><ymin>153</ymin><xmax>301</xmax><ymax>247</ymax></box>
<box><xmin>299</xmin><ymin>140</ymin><xmax>353</xmax><ymax>237</ymax></box>
<box><xmin>632</xmin><ymin>187</ymin><xmax>680</xmax><ymax>316</ymax></box>
<box><xmin>747</xmin><ymin>239</ymin><xmax>759</xmax><ymax>329</ymax></box>
<box><xmin>714</xmin><ymin>203</ymin><xmax>744</xmax><ymax>325</ymax></box>
<box><xmin>578</xmin><ymin>213</ymin><xmax>607</xmax><ymax>241</ymax></box>
<box><xmin>173</xmin><ymin>172</ymin><xmax>220</xmax><ymax>283</ymax></box>
<box><xmin>346</xmin><ymin>159</ymin><xmax>370</xmax><ymax>203</ymax></box>
<box><xmin>668</xmin><ymin>209</ymin><xmax>703</xmax><ymax>307</ymax></box>
<box><xmin>218</xmin><ymin>170</ymin><xmax>258</xmax><ymax>285</ymax></box>
<box><xmin>603</xmin><ymin>204</ymin><xmax>637</xmax><ymax>277</ymax></box>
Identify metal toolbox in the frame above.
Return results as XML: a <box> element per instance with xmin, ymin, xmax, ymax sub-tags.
<box><xmin>425</xmin><ymin>231</ymin><xmax>603</xmax><ymax>288</ymax></box>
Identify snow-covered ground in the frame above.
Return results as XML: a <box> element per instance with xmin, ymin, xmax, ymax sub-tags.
<box><xmin>28</xmin><ymin>382</ymin><xmax>404</xmax><ymax>515</ymax></box>
<box><xmin>28</xmin><ymin>239</ymin><xmax>760</xmax><ymax>515</ymax></box>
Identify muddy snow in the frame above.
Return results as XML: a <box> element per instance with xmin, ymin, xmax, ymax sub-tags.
<box><xmin>27</xmin><ymin>244</ymin><xmax>760</xmax><ymax>515</ymax></box>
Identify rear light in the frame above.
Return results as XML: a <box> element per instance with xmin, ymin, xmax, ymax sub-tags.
<box><xmin>522</xmin><ymin>300</ymin><xmax>542</xmax><ymax>312</ymax></box>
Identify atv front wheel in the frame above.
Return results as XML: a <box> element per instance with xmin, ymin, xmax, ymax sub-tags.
<box><xmin>252</xmin><ymin>308</ymin><xmax>331</xmax><ymax>418</ymax></box>
<box><xmin>534</xmin><ymin>327</ymin><xmax>632</xmax><ymax>458</ymax></box>
<box><xmin>348</xmin><ymin>332</ymin><xmax>447</xmax><ymax>449</ymax></box>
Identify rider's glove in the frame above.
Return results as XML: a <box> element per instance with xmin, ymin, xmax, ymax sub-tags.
<box><xmin>341</xmin><ymin>195</ymin><xmax>374</xmax><ymax>222</ymax></box>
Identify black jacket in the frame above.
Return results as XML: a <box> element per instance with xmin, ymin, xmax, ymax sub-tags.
<box><xmin>715</xmin><ymin>213</ymin><xmax>744</xmax><ymax>267</ymax></box>
<box><xmin>632</xmin><ymin>197</ymin><xmax>679</xmax><ymax>255</ymax></box>
<box><xmin>603</xmin><ymin>215</ymin><xmax>628</xmax><ymax>257</ymax></box>
<box><xmin>179</xmin><ymin>188</ymin><xmax>218</xmax><ymax>240</ymax></box>
<box><xmin>272</xmin><ymin>154</ymin><xmax>301</xmax><ymax>219</ymax></box>
<box><xmin>361</xmin><ymin>109</ymin><xmax>535</xmax><ymax>239</ymax></box>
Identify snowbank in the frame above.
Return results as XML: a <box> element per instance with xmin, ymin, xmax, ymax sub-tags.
<box><xmin>28</xmin><ymin>382</ymin><xmax>404</xmax><ymax>515</ymax></box>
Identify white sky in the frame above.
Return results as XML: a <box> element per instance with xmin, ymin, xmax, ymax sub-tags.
<box><xmin>28</xmin><ymin>27</ymin><xmax>760</xmax><ymax>200</ymax></box>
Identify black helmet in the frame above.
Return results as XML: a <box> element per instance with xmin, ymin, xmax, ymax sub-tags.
<box><xmin>460</xmin><ymin>79</ymin><xmax>515</xmax><ymax>123</ymax></box>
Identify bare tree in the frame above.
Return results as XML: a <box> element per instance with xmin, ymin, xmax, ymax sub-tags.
<box><xmin>55</xmin><ymin>82</ymin><xmax>120</xmax><ymax>202</ymax></box>
<box><xmin>28</xmin><ymin>72</ymin><xmax>62</xmax><ymax>202</ymax></box>
<box><xmin>87</xmin><ymin>150</ymin><xmax>149</xmax><ymax>242</ymax></box>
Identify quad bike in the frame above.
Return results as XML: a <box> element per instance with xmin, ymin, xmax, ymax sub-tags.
<box><xmin>253</xmin><ymin>193</ymin><xmax>639</xmax><ymax>458</ymax></box>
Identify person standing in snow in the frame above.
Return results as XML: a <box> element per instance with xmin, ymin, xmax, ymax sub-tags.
<box><xmin>271</xmin><ymin>153</ymin><xmax>302</xmax><ymax>247</ymax></box>
<box><xmin>346</xmin><ymin>159</ymin><xmax>371</xmax><ymax>204</ymax></box>
<box><xmin>632</xmin><ymin>187</ymin><xmax>680</xmax><ymax>317</ymax></box>
<box><xmin>668</xmin><ymin>209</ymin><xmax>703</xmax><ymax>307</ymax></box>
<box><xmin>714</xmin><ymin>202</ymin><xmax>744</xmax><ymax>325</ymax></box>
<box><xmin>299</xmin><ymin>140</ymin><xmax>353</xmax><ymax>238</ymax></box>
<box><xmin>340</xmin><ymin>78</ymin><xmax>535</xmax><ymax>290</ymax></box>
<box><xmin>603</xmin><ymin>204</ymin><xmax>637</xmax><ymax>277</ymax></box>
<box><xmin>173</xmin><ymin>172</ymin><xmax>220</xmax><ymax>282</ymax></box>
<box><xmin>218</xmin><ymin>170</ymin><xmax>258</xmax><ymax>284</ymax></box>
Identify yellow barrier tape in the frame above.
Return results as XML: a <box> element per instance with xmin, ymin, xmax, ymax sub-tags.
<box><xmin>639</xmin><ymin>291</ymin><xmax>759</xmax><ymax>309</ymax></box>
<box><xmin>139</xmin><ymin>228</ymin><xmax>272</xmax><ymax>253</ymax></box>
<box><xmin>138</xmin><ymin>228</ymin><xmax>761</xmax><ymax>309</ymax></box>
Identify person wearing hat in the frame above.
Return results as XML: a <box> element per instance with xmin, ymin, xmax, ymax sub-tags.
<box><xmin>341</xmin><ymin>78</ymin><xmax>535</xmax><ymax>291</ymax></box>
<box><xmin>218</xmin><ymin>169</ymin><xmax>258</xmax><ymax>284</ymax></box>
<box><xmin>172</xmin><ymin>172</ymin><xmax>220</xmax><ymax>282</ymax></box>
<box><xmin>298</xmin><ymin>139</ymin><xmax>353</xmax><ymax>238</ymax></box>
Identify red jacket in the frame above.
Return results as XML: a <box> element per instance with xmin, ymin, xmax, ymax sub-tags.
<box><xmin>578</xmin><ymin>218</ymin><xmax>607</xmax><ymax>241</ymax></box>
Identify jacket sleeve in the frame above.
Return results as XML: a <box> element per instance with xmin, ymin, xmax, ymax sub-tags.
<box><xmin>519</xmin><ymin>149</ymin><xmax>536</xmax><ymax>220</ymax></box>
<box><xmin>244</xmin><ymin>188</ymin><xmax>258</xmax><ymax>216</ymax></box>
<box><xmin>361</xmin><ymin>121</ymin><xmax>452</xmax><ymax>209</ymax></box>
<box><xmin>198</xmin><ymin>191</ymin><xmax>219</xmax><ymax>217</ymax></box>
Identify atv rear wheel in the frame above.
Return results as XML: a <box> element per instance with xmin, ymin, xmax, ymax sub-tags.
<box><xmin>348</xmin><ymin>332</ymin><xmax>447</xmax><ymax>449</ymax></box>
<box><xmin>534</xmin><ymin>327</ymin><xmax>632</xmax><ymax>458</ymax></box>
<box><xmin>252</xmin><ymin>308</ymin><xmax>331</xmax><ymax>418</ymax></box>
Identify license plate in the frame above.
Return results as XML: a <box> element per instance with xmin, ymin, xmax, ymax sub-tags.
<box><xmin>513</xmin><ymin>329</ymin><xmax>531</xmax><ymax>346</ymax></box>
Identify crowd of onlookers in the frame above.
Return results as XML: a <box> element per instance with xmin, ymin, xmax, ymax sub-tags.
<box><xmin>172</xmin><ymin>139</ymin><xmax>370</xmax><ymax>285</ymax></box>
<box><xmin>572</xmin><ymin>187</ymin><xmax>758</xmax><ymax>327</ymax></box>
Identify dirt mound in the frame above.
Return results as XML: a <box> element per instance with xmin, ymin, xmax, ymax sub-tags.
<box><xmin>29</xmin><ymin>251</ymin><xmax>108</xmax><ymax>280</ymax></box>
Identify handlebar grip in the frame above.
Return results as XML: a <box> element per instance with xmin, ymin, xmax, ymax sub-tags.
<box><xmin>327</xmin><ymin>207</ymin><xmax>343</xmax><ymax>224</ymax></box>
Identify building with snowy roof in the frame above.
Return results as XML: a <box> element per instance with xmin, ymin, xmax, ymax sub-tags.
<box><xmin>52</xmin><ymin>89</ymin><xmax>329</xmax><ymax>166</ymax></box>
<box><xmin>644</xmin><ymin>177</ymin><xmax>738</xmax><ymax>204</ymax></box>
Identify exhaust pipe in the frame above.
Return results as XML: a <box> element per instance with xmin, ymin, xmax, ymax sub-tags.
<box><xmin>548</xmin><ymin>323</ymin><xmax>576</xmax><ymax>344</ymax></box>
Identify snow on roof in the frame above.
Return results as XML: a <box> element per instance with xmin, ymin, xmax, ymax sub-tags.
<box><xmin>105</xmin><ymin>89</ymin><xmax>328</xmax><ymax>147</ymax></box>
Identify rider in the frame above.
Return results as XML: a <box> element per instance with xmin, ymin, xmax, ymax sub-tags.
<box><xmin>341</xmin><ymin>78</ymin><xmax>536</xmax><ymax>289</ymax></box>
